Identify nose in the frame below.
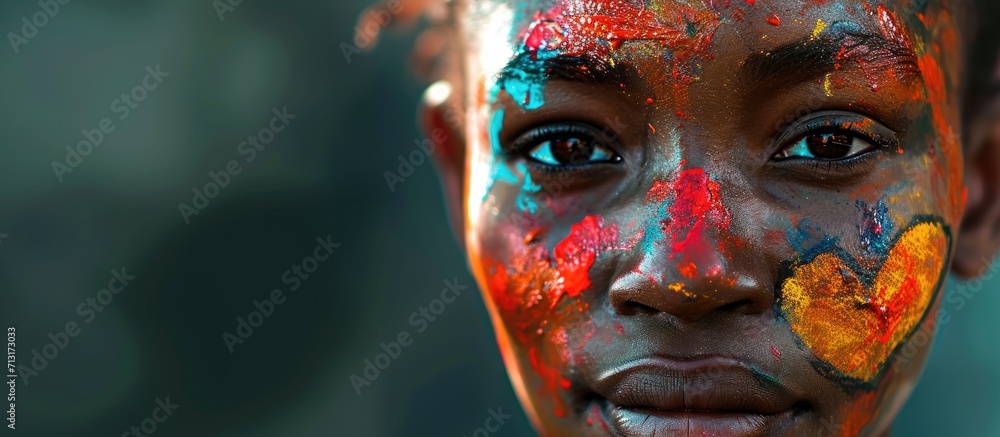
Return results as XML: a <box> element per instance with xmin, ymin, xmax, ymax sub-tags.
<box><xmin>608</xmin><ymin>167</ymin><xmax>773</xmax><ymax>323</ymax></box>
<box><xmin>609</xmin><ymin>268</ymin><xmax>772</xmax><ymax>323</ymax></box>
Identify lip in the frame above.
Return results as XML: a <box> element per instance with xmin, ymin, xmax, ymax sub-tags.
<box><xmin>593</xmin><ymin>356</ymin><xmax>807</xmax><ymax>437</ymax></box>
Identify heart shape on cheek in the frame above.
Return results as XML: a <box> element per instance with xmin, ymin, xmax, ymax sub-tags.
<box><xmin>779</xmin><ymin>221</ymin><xmax>949</xmax><ymax>383</ymax></box>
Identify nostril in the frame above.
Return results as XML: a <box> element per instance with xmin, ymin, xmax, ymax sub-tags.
<box><xmin>716</xmin><ymin>299</ymin><xmax>756</xmax><ymax>314</ymax></box>
<box><xmin>618</xmin><ymin>299</ymin><xmax>660</xmax><ymax>316</ymax></box>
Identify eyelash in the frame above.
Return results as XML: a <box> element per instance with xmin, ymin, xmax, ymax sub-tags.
<box><xmin>771</xmin><ymin>113</ymin><xmax>898</xmax><ymax>172</ymax></box>
<box><xmin>509</xmin><ymin>123</ymin><xmax>622</xmax><ymax>172</ymax></box>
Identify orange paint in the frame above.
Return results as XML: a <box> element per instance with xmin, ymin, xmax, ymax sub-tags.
<box><xmin>839</xmin><ymin>391</ymin><xmax>879</xmax><ymax>437</ymax></box>
<box><xmin>489</xmin><ymin>216</ymin><xmax>618</xmax><ymax>344</ymax></box>
<box><xmin>780</xmin><ymin>222</ymin><xmax>948</xmax><ymax>382</ymax></box>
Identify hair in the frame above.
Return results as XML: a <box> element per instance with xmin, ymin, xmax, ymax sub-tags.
<box><xmin>359</xmin><ymin>0</ymin><xmax>1000</xmax><ymax>119</ymax></box>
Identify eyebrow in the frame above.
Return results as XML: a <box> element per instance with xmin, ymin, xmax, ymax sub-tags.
<box><xmin>497</xmin><ymin>51</ymin><xmax>649</xmax><ymax>94</ymax></box>
<box><xmin>740</xmin><ymin>21</ymin><xmax>922</xmax><ymax>90</ymax></box>
<box><xmin>495</xmin><ymin>22</ymin><xmax>922</xmax><ymax>103</ymax></box>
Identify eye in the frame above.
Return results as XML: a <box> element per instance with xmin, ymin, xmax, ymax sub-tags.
<box><xmin>769</xmin><ymin>112</ymin><xmax>899</xmax><ymax>167</ymax></box>
<box><xmin>774</xmin><ymin>131</ymin><xmax>876</xmax><ymax>161</ymax></box>
<box><xmin>529</xmin><ymin>137</ymin><xmax>618</xmax><ymax>166</ymax></box>
<box><xmin>514</xmin><ymin>123</ymin><xmax>622</xmax><ymax>167</ymax></box>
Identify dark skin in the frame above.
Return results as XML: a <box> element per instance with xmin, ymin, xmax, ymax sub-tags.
<box><xmin>361</xmin><ymin>0</ymin><xmax>1000</xmax><ymax>435</ymax></box>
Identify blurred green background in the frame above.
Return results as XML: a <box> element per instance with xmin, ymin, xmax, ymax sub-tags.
<box><xmin>0</xmin><ymin>0</ymin><xmax>996</xmax><ymax>436</ymax></box>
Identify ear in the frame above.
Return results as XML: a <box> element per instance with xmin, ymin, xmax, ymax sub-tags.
<box><xmin>419</xmin><ymin>81</ymin><xmax>467</xmax><ymax>249</ymax></box>
<box><xmin>953</xmin><ymin>100</ymin><xmax>1000</xmax><ymax>278</ymax></box>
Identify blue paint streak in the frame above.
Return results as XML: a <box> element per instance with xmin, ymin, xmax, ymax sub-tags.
<box><xmin>858</xmin><ymin>198</ymin><xmax>895</xmax><ymax>256</ymax></box>
<box><xmin>494</xmin><ymin>49</ymin><xmax>558</xmax><ymax>110</ymax></box>
<box><xmin>639</xmin><ymin>203</ymin><xmax>670</xmax><ymax>256</ymax></box>
<box><xmin>515</xmin><ymin>162</ymin><xmax>542</xmax><ymax>214</ymax></box>
<box><xmin>485</xmin><ymin>110</ymin><xmax>540</xmax><ymax>214</ymax></box>
<box><xmin>483</xmin><ymin>109</ymin><xmax>519</xmax><ymax>201</ymax></box>
<box><xmin>789</xmin><ymin>219</ymin><xmax>818</xmax><ymax>254</ymax></box>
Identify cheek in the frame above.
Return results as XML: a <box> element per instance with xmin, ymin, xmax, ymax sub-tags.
<box><xmin>778</xmin><ymin>219</ymin><xmax>949</xmax><ymax>384</ymax></box>
<box><xmin>482</xmin><ymin>215</ymin><xmax>618</xmax><ymax>345</ymax></box>
<box><xmin>473</xmin><ymin>216</ymin><xmax>620</xmax><ymax>419</ymax></box>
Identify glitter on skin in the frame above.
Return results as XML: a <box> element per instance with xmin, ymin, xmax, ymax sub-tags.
<box><xmin>494</xmin><ymin>0</ymin><xmax>720</xmax><ymax>109</ymax></box>
<box><xmin>858</xmin><ymin>198</ymin><xmax>895</xmax><ymax>256</ymax></box>
<box><xmin>779</xmin><ymin>221</ymin><xmax>949</xmax><ymax>382</ymax></box>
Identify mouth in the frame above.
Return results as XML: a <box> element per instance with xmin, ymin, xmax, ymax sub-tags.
<box><xmin>592</xmin><ymin>356</ymin><xmax>810</xmax><ymax>437</ymax></box>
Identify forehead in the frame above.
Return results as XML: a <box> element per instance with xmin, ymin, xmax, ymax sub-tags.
<box><xmin>461</xmin><ymin>0</ymin><xmax>940</xmax><ymax>75</ymax></box>
<box><xmin>459</xmin><ymin>0</ymin><xmax>954</xmax><ymax>119</ymax></box>
<box><xmin>464</xmin><ymin>0</ymin><xmax>929</xmax><ymax>33</ymax></box>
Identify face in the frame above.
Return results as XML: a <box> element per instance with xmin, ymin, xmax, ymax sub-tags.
<box><xmin>455</xmin><ymin>0</ymin><xmax>965</xmax><ymax>435</ymax></box>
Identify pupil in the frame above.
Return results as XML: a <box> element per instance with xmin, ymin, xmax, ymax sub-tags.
<box><xmin>551</xmin><ymin>138</ymin><xmax>594</xmax><ymax>165</ymax></box>
<box><xmin>806</xmin><ymin>133</ymin><xmax>852</xmax><ymax>159</ymax></box>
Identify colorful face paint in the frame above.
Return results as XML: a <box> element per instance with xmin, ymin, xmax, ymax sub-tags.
<box><xmin>638</xmin><ymin>165</ymin><xmax>731</xmax><ymax>281</ymax></box>
<box><xmin>489</xmin><ymin>215</ymin><xmax>619</xmax><ymax>342</ymax></box>
<box><xmin>462</xmin><ymin>1</ymin><xmax>970</xmax><ymax>435</ymax></box>
<box><xmin>494</xmin><ymin>0</ymin><xmax>720</xmax><ymax>108</ymax></box>
<box><xmin>779</xmin><ymin>221</ymin><xmax>949</xmax><ymax>383</ymax></box>
<box><xmin>858</xmin><ymin>198</ymin><xmax>894</xmax><ymax>256</ymax></box>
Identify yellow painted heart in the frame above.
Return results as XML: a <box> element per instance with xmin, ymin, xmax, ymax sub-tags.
<box><xmin>780</xmin><ymin>221</ymin><xmax>948</xmax><ymax>382</ymax></box>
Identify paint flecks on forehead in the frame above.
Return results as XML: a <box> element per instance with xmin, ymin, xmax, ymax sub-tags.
<box><xmin>819</xmin><ymin>6</ymin><xmax>920</xmax><ymax>93</ymax></box>
<box><xmin>494</xmin><ymin>0</ymin><xmax>720</xmax><ymax>109</ymax></box>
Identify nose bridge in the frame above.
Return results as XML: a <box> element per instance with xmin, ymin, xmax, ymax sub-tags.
<box><xmin>610</xmin><ymin>163</ymin><xmax>771</xmax><ymax>322</ymax></box>
<box><xmin>639</xmin><ymin>164</ymin><xmax>732</xmax><ymax>283</ymax></box>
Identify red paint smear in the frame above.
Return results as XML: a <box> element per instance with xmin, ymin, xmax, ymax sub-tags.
<box><xmin>521</xmin><ymin>0</ymin><xmax>720</xmax><ymax>88</ymax></box>
<box><xmin>524</xmin><ymin>0</ymin><xmax>716</xmax><ymax>54</ymax></box>
<box><xmin>870</xmin><ymin>245</ymin><xmax>920</xmax><ymax>343</ymax></box>
<box><xmin>489</xmin><ymin>218</ymin><xmax>621</xmax><ymax>418</ymax></box>
<box><xmin>644</xmin><ymin>168</ymin><xmax>732</xmax><ymax>279</ymax></box>
<box><xmin>766</xmin><ymin>13</ymin><xmax>780</xmax><ymax>26</ymax></box>
<box><xmin>666</xmin><ymin>169</ymin><xmax>732</xmax><ymax>259</ymax></box>
<box><xmin>489</xmin><ymin>216</ymin><xmax>618</xmax><ymax>344</ymax></box>
<box><xmin>833</xmin><ymin>5</ymin><xmax>919</xmax><ymax>92</ymax></box>
<box><xmin>770</xmin><ymin>344</ymin><xmax>782</xmax><ymax>360</ymax></box>
<box><xmin>919</xmin><ymin>51</ymin><xmax>965</xmax><ymax>220</ymax></box>
<box><xmin>645</xmin><ymin>180</ymin><xmax>672</xmax><ymax>203</ymax></box>
<box><xmin>554</xmin><ymin>216</ymin><xmax>619</xmax><ymax>300</ymax></box>
<box><xmin>529</xmin><ymin>347</ymin><xmax>568</xmax><ymax>417</ymax></box>
<box><xmin>840</xmin><ymin>391</ymin><xmax>879</xmax><ymax>437</ymax></box>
